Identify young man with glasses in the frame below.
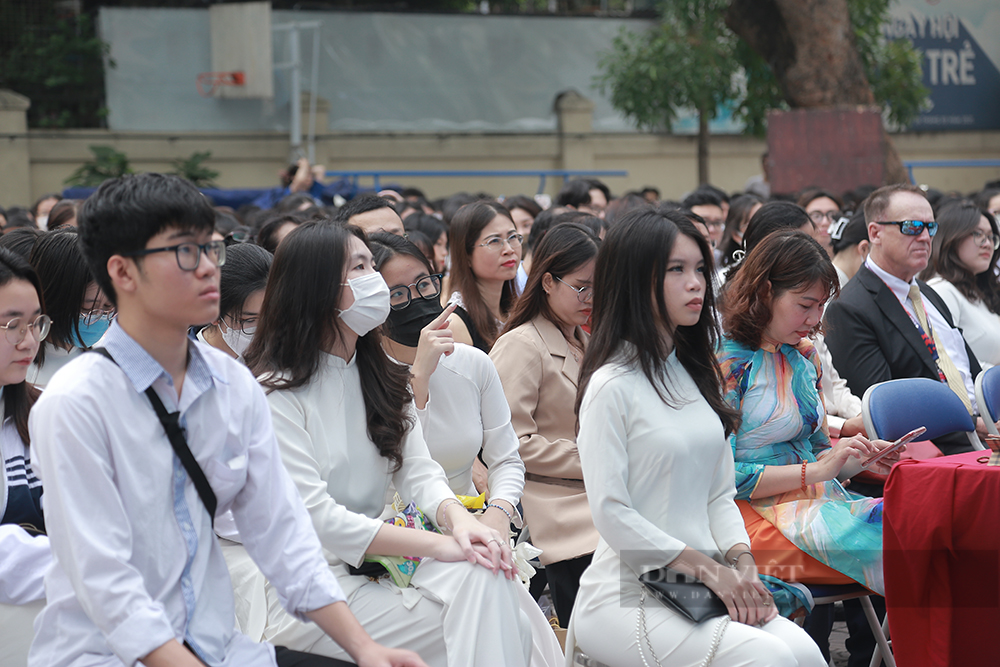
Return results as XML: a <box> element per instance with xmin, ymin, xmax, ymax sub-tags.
<box><xmin>26</xmin><ymin>174</ymin><xmax>425</xmax><ymax>667</ymax></box>
<box><xmin>824</xmin><ymin>183</ymin><xmax>986</xmax><ymax>457</ymax></box>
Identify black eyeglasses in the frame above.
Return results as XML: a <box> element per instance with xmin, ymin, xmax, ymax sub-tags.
<box><xmin>388</xmin><ymin>274</ymin><xmax>443</xmax><ymax>310</ymax></box>
<box><xmin>125</xmin><ymin>240</ymin><xmax>227</xmax><ymax>271</ymax></box>
<box><xmin>876</xmin><ymin>220</ymin><xmax>938</xmax><ymax>237</ymax></box>
<box><xmin>226</xmin><ymin>316</ymin><xmax>258</xmax><ymax>335</ymax></box>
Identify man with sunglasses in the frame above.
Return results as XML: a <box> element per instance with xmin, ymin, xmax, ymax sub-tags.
<box><xmin>825</xmin><ymin>183</ymin><xmax>985</xmax><ymax>456</ymax></box>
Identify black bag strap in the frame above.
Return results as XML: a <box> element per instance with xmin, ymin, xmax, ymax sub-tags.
<box><xmin>89</xmin><ymin>347</ymin><xmax>217</xmax><ymax>525</ymax></box>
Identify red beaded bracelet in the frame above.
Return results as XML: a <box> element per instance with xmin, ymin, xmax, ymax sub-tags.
<box><xmin>800</xmin><ymin>461</ymin><xmax>808</xmax><ymax>491</ymax></box>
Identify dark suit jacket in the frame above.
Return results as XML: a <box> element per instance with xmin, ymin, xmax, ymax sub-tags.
<box><xmin>824</xmin><ymin>264</ymin><xmax>982</xmax><ymax>455</ymax></box>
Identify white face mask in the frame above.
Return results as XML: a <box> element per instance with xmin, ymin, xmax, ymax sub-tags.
<box><xmin>338</xmin><ymin>272</ymin><xmax>391</xmax><ymax>336</ymax></box>
<box><xmin>220</xmin><ymin>323</ymin><xmax>254</xmax><ymax>358</ymax></box>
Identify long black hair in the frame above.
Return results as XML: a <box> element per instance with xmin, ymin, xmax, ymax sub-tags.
<box><xmin>920</xmin><ymin>200</ymin><xmax>1000</xmax><ymax>315</ymax></box>
<box><xmin>724</xmin><ymin>201</ymin><xmax>815</xmax><ymax>283</ymax></box>
<box><xmin>575</xmin><ymin>208</ymin><xmax>740</xmax><ymax>436</ymax></box>
<box><xmin>0</xmin><ymin>247</ymin><xmax>44</xmax><ymax>445</ymax></box>
<box><xmin>246</xmin><ymin>221</ymin><xmax>411</xmax><ymax>471</ymax></box>
<box><xmin>719</xmin><ymin>193</ymin><xmax>764</xmax><ymax>267</ymax></box>
<box><xmin>219</xmin><ymin>243</ymin><xmax>272</xmax><ymax>322</ymax></box>
<box><xmin>29</xmin><ymin>229</ymin><xmax>93</xmax><ymax>359</ymax></box>
<box><xmin>448</xmin><ymin>200</ymin><xmax>518</xmax><ymax>348</ymax></box>
<box><xmin>370</xmin><ymin>231</ymin><xmax>434</xmax><ymax>275</ymax></box>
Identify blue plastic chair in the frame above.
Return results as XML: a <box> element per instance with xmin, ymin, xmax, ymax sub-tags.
<box><xmin>848</xmin><ymin>377</ymin><xmax>986</xmax><ymax>666</ymax></box>
<box><xmin>861</xmin><ymin>377</ymin><xmax>984</xmax><ymax>451</ymax></box>
<box><xmin>974</xmin><ymin>365</ymin><xmax>1000</xmax><ymax>437</ymax></box>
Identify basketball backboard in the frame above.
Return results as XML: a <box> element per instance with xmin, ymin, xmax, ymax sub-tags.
<box><xmin>208</xmin><ymin>1</ymin><xmax>273</xmax><ymax>99</ymax></box>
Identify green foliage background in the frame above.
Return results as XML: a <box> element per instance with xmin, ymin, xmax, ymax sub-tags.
<box><xmin>596</xmin><ymin>0</ymin><xmax>929</xmax><ymax>137</ymax></box>
<box><xmin>0</xmin><ymin>6</ymin><xmax>113</xmax><ymax>128</ymax></box>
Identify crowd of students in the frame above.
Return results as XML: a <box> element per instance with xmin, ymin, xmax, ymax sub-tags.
<box><xmin>0</xmin><ymin>171</ymin><xmax>999</xmax><ymax>667</ymax></box>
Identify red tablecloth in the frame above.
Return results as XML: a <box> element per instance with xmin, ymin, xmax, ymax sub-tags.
<box><xmin>883</xmin><ymin>451</ymin><xmax>1000</xmax><ymax>667</ymax></box>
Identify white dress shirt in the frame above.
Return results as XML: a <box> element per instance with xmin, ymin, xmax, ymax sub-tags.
<box><xmin>927</xmin><ymin>276</ymin><xmax>1000</xmax><ymax>369</ymax></box>
<box><xmin>865</xmin><ymin>257</ymin><xmax>978</xmax><ymax>411</ymax></box>
<box><xmin>28</xmin><ymin>323</ymin><xmax>344</xmax><ymax>667</ymax></box>
<box><xmin>414</xmin><ymin>344</ymin><xmax>525</xmax><ymax>513</ymax></box>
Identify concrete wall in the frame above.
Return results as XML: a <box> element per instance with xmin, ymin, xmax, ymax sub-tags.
<box><xmin>3</xmin><ymin>91</ymin><xmax>999</xmax><ymax>207</ymax></box>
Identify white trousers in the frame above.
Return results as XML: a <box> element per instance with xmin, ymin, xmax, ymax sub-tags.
<box><xmin>261</xmin><ymin>557</ymin><xmax>563</xmax><ymax>667</ymax></box>
<box><xmin>0</xmin><ymin>600</ymin><xmax>44</xmax><ymax>666</ymax></box>
<box><xmin>571</xmin><ymin>596</ymin><xmax>825</xmax><ymax>667</ymax></box>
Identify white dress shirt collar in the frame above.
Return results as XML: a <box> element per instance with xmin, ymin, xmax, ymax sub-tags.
<box><xmin>865</xmin><ymin>256</ymin><xmax>914</xmax><ymax>307</ymax></box>
<box><xmin>102</xmin><ymin>321</ymin><xmax>226</xmax><ymax>396</ymax></box>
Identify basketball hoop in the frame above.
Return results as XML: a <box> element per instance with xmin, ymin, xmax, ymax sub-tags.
<box><xmin>196</xmin><ymin>71</ymin><xmax>246</xmax><ymax>97</ymax></box>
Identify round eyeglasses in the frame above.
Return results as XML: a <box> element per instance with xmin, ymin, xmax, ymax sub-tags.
<box><xmin>809</xmin><ymin>210</ymin><xmax>842</xmax><ymax>224</ymax></box>
<box><xmin>478</xmin><ymin>233</ymin><xmax>523</xmax><ymax>252</ymax></box>
<box><xmin>971</xmin><ymin>230</ymin><xmax>1000</xmax><ymax>250</ymax></box>
<box><xmin>81</xmin><ymin>308</ymin><xmax>116</xmax><ymax>326</ymax></box>
<box><xmin>555</xmin><ymin>276</ymin><xmax>593</xmax><ymax>303</ymax></box>
<box><xmin>875</xmin><ymin>220</ymin><xmax>938</xmax><ymax>237</ymax></box>
<box><xmin>388</xmin><ymin>274</ymin><xmax>443</xmax><ymax>310</ymax></box>
<box><xmin>0</xmin><ymin>314</ymin><xmax>51</xmax><ymax>346</ymax></box>
<box><xmin>125</xmin><ymin>240</ymin><xmax>227</xmax><ymax>271</ymax></box>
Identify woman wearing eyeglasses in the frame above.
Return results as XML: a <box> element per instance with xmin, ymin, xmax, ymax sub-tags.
<box><xmin>0</xmin><ymin>248</ymin><xmax>54</xmax><ymax>665</ymax></box>
<box><xmin>489</xmin><ymin>223</ymin><xmax>601</xmax><ymax>628</ymax></box>
<box><xmin>369</xmin><ymin>233</ymin><xmax>565</xmax><ymax>667</ymax></box>
<box><xmin>197</xmin><ymin>243</ymin><xmax>272</xmax><ymax>362</ymax></box>
<box><xmin>27</xmin><ymin>229</ymin><xmax>114</xmax><ymax>387</ymax></box>
<box><xmin>920</xmin><ymin>200</ymin><xmax>1000</xmax><ymax>368</ymax></box>
<box><xmin>369</xmin><ymin>234</ymin><xmax>525</xmax><ymax>535</ymax></box>
<box><xmin>446</xmin><ymin>201</ymin><xmax>521</xmax><ymax>353</ymax></box>
<box><xmin>798</xmin><ymin>189</ymin><xmax>843</xmax><ymax>259</ymax></box>
<box><xmin>244</xmin><ymin>221</ymin><xmax>544</xmax><ymax>667</ymax></box>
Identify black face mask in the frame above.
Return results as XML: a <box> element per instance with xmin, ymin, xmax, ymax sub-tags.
<box><xmin>385</xmin><ymin>296</ymin><xmax>444</xmax><ymax>348</ymax></box>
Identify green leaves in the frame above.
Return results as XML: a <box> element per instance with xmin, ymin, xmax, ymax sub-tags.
<box><xmin>848</xmin><ymin>0</ymin><xmax>928</xmax><ymax>128</ymax></box>
<box><xmin>171</xmin><ymin>152</ymin><xmax>220</xmax><ymax>188</ymax></box>
<box><xmin>595</xmin><ymin>0</ymin><xmax>738</xmax><ymax>133</ymax></box>
<box><xmin>596</xmin><ymin>0</ymin><xmax>928</xmax><ymax>136</ymax></box>
<box><xmin>64</xmin><ymin>146</ymin><xmax>132</xmax><ymax>187</ymax></box>
<box><xmin>0</xmin><ymin>13</ymin><xmax>113</xmax><ymax>128</ymax></box>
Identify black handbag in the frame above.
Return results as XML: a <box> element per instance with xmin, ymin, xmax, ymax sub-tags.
<box><xmin>638</xmin><ymin>568</ymin><xmax>729</xmax><ymax>623</ymax></box>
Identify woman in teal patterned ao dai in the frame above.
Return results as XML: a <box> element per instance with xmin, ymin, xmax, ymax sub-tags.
<box><xmin>718</xmin><ymin>230</ymin><xmax>901</xmax><ymax>595</ymax></box>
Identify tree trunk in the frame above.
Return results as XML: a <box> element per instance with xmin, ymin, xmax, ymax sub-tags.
<box><xmin>726</xmin><ymin>0</ymin><xmax>909</xmax><ymax>184</ymax></box>
<box><xmin>698</xmin><ymin>108</ymin><xmax>709</xmax><ymax>186</ymax></box>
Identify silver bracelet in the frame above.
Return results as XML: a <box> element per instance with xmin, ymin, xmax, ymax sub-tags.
<box><xmin>727</xmin><ymin>550</ymin><xmax>755</xmax><ymax>568</ymax></box>
<box><xmin>486</xmin><ymin>502</ymin><xmax>513</xmax><ymax>523</ymax></box>
<box><xmin>438</xmin><ymin>498</ymin><xmax>463</xmax><ymax>532</ymax></box>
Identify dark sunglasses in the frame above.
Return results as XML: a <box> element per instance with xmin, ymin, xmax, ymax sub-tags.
<box><xmin>876</xmin><ymin>220</ymin><xmax>938</xmax><ymax>237</ymax></box>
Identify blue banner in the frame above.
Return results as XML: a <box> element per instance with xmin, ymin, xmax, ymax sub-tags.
<box><xmin>886</xmin><ymin>3</ymin><xmax>1000</xmax><ymax>130</ymax></box>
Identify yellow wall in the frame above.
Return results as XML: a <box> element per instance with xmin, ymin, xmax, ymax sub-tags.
<box><xmin>4</xmin><ymin>93</ymin><xmax>999</xmax><ymax>207</ymax></box>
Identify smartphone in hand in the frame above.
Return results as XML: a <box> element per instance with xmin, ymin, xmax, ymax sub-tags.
<box><xmin>860</xmin><ymin>426</ymin><xmax>926</xmax><ymax>469</ymax></box>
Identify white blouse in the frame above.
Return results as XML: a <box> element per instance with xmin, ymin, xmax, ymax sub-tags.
<box><xmin>26</xmin><ymin>344</ymin><xmax>84</xmax><ymax>388</ymax></box>
<box><xmin>414</xmin><ymin>344</ymin><xmax>525</xmax><ymax>511</ymax></box>
<box><xmin>1</xmin><ymin>417</ymin><xmax>51</xmax><ymax>605</ymax></box>
<box><xmin>927</xmin><ymin>277</ymin><xmax>1000</xmax><ymax>369</ymax></box>
<box><xmin>266</xmin><ymin>351</ymin><xmax>457</xmax><ymax>590</ymax></box>
<box><xmin>576</xmin><ymin>350</ymin><xmax>748</xmax><ymax>577</ymax></box>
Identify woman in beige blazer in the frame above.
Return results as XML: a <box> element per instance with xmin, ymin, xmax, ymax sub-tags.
<box><xmin>490</xmin><ymin>223</ymin><xmax>601</xmax><ymax>627</ymax></box>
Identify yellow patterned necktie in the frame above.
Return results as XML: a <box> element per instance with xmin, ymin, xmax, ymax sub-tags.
<box><xmin>908</xmin><ymin>284</ymin><xmax>974</xmax><ymax>414</ymax></box>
